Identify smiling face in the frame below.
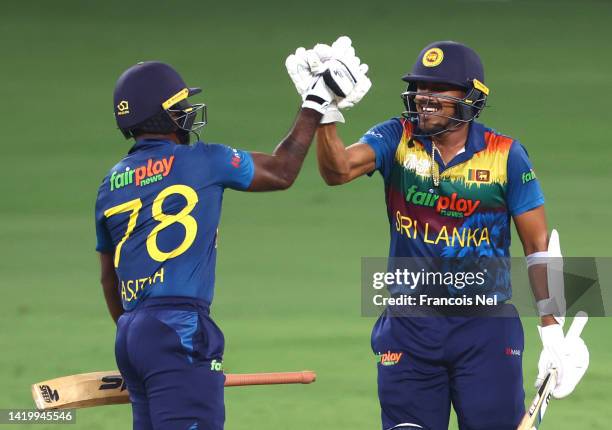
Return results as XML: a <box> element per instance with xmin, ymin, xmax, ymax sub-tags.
<box><xmin>413</xmin><ymin>82</ymin><xmax>466</xmax><ymax>135</ymax></box>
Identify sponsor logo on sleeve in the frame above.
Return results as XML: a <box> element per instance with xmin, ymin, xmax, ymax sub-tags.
<box><xmin>521</xmin><ymin>169</ymin><xmax>537</xmax><ymax>184</ymax></box>
<box><xmin>230</xmin><ymin>148</ymin><xmax>242</xmax><ymax>168</ymax></box>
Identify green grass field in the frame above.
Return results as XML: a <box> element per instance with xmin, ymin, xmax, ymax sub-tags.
<box><xmin>1</xmin><ymin>0</ymin><xmax>611</xmax><ymax>428</ymax></box>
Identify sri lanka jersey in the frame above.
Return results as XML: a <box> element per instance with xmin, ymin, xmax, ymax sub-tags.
<box><xmin>95</xmin><ymin>139</ymin><xmax>254</xmax><ymax>311</ymax></box>
<box><xmin>361</xmin><ymin>118</ymin><xmax>544</xmax><ymax>299</ymax></box>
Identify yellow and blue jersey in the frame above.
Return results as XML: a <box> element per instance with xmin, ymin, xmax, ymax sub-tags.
<box><xmin>95</xmin><ymin>139</ymin><xmax>254</xmax><ymax>310</ymax></box>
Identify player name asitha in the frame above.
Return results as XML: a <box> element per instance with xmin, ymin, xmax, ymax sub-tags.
<box><xmin>373</xmin><ymin>294</ymin><xmax>498</xmax><ymax>306</ymax></box>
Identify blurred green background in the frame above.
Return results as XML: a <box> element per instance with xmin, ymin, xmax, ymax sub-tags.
<box><xmin>1</xmin><ymin>0</ymin><xmax>611</xmax><ymax>428</ymax></box>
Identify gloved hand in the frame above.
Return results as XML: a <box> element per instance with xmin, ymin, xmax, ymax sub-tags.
<box><xmin>285</xmin><ymin>46</ymin><xmax>344</xmax><ymax>123</ymax></box>
<box><xmin>285</xmin><ymin>47</ymin><xmax>308</xmax><ymax>94</ymax></box>
<box><xmin>536</xmin><ymin>312</ymin><xmax>589</xmax><ymax>399</ymax></box>
<box><xmin>314</xmin><ymin>36</ymin><xmax>371</xmax><ymax>109</ymax></box>
<box><xmin>301</xmin><ymin>75</ymin><xmax>335</xmax><ymax>115</ymax></box>
<box><xmin>285</xmin><ymin>36</ymin><xmax>371</xmax><ymax>123</ymax></box>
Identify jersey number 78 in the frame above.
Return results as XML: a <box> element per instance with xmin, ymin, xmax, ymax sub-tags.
<box><xmin>103</xmin><ymin>184</ymin><xmax>199</xmax><ymax>268</ymax></box>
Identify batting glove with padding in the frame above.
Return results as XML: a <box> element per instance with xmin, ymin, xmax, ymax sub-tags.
<box><xmin>536</xmin><ymin>312</ymin><xmax>589</xmax><ymax>399</ymax></box>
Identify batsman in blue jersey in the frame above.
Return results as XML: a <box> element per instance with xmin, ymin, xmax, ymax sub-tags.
<box><xmin>95</xmin><ymin>58</ymin><xmax>370</xmax><ymax>429</ymax></box>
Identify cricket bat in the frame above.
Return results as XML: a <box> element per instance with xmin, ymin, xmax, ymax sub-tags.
<box><xmin>32</xmin><ymin>370</ymin><xmax>316</xmax><ymax>410</ymax></box>
<box><xmin>516</xmin><ymin>369</ymin><xmax>557</xmax><ymax>430</ymax></box>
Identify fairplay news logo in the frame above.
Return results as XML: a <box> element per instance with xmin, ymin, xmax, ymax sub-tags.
<box><xmin>405</xmin><ymin>185</ymin><xmax>480</xmax><ymax>218</ymax></box>
<box><xmin>110</xmin><ymin>156</ymin><xmax>175</xmax><ymax>191</ymax></box>
<box><xmin>376</xmin><ymin>351</ymin><xmax>404</xmax><ymax>366</ymax></box>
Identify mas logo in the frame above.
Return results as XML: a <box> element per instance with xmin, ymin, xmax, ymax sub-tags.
<box><xmin>505</xmin><ymin>347</ymin><xmax>521</xmax><ymax>357</ymax></box>
<box><xmin>422</xmin><ymin>48</ymin><xmax>444</xmax><ymax>67</ymax></box>
<box><xmin>117</xmin><ymin>100</ymin><xmax>130</xmax><ymax>116</ymax></box>
<box><xmin>110</xmin><ymin>156</ymin><xmax>175</xmax><ymax>191</ymax></box>
<box><xmin>376</xmin><ymin>351</ymin><xmax>404</xmax><ymax>366</ymax></box>
<box><xmin>406</xmin><ymin>185</ymin><xmax>480</xmax><ymax>218</ymax></box>
<box><xmin>521</xmin><ymin>169</ymin><xmax>536</xmax><ymax>184</ymax></box>
<box><xmin>230</xmin><ymin>148</ymin><xmax>243</xmax><ymax>168</ymax></box>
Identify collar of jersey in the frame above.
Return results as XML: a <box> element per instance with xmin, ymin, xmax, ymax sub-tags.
<box><xmin>417</xmin><ymin>121</ymin><xmax>486</xmax><ymax>172</ymax></box>
<box><xmin>128</xmin><ymin>138</ymin><xmax>175</xmax><ymax>154</ymax></box>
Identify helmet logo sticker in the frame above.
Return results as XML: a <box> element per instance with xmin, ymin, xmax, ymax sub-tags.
<box><xmin>422</xmin><ymin>48</ymin><xmax>444</xmax><ymax>67</ymax></box>
<box><xmin>117</xmin><ymin>100</ymin><xmax>130</xmax><ymax>116</ymax></box>
<box><xmin>472</xmin><ymin>79</ymin><xmax>490</xmax><ymax>95</ymax></box>
<box><xmin>162</xmin><ymin>88</ymin><xmax>189</xmax><ymax>110</ymax></box>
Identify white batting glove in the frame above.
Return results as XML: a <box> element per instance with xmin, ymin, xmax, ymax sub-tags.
<box><xmin>536</xmin><ymin>312</ymin><xmax>589</xmax><ymax>399</ymax></box>
<box><xmin>285</xmin><ymin>47</ymin><xmax>313</xmax><ymax>96</ymax></box>
<box><xmin>286</xmin><ymin>36</ymin><xmax>372</xmax><ymax>122</ymax></box>
<box><xmin>315</xmin><ymin>36</ymin><xmax>372</xmax><ymax>109</ymax></box>
<box><xmin>285</xmin><ymin>46</ymin><xmax>345</xmax><ymax>123</ymax></box>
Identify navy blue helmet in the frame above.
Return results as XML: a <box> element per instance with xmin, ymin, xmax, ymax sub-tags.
<box><xmin>113</xmin><ymin>61</ymin><xmax>207</xmax><ymax>143</ymax></box>
<box><xmin>401</xmin><ymin>41</ymin><xmax>489</xmax><ymax>136</ymax></box>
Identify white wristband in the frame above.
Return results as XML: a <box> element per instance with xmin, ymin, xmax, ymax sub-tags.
<box><xmin>526</xmin><ymin>251</ymin><xmax>550</xmax><ymax>268</ymax></box>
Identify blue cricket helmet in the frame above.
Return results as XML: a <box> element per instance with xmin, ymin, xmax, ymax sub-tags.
<box><xmin>113</xmin><ymin>61</ymin><xmax>206</xmax><ymax>141</ymax></box>
<box><xmin>402</xmin><ymin>41</ymin><xmax>485</xmax><ymax>89</ymax></box>
<box><xmin>401</xmin><ymin>41</ymin><xmax>490</xmax><ymax>135</ymax></box>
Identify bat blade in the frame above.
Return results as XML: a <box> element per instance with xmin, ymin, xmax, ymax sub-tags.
<box><xmin>32</xmin><ymin>371</ymin><xmax>129</xmax><ymax>410</ymax></box>
<box><xmin>517</xmin><ymin>370</ymin><xmax>557</xmax><ymax>430</ymax></box>
<box><xmin>32</xmin><ymin>370</ymin><xmax>316</xmax><ymax>410</ymax></box>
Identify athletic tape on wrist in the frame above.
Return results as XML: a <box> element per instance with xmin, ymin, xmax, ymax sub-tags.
<box><xmin>526</xmin><ymin>251</ymin><xmax>550</xmax><ymax>268</ymax></box>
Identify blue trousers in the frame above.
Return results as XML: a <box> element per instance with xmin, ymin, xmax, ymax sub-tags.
<box><xmin>371</xmin><ymin>305</ymin><xmax>525</xmax><ymax>430</ymax></box>
<box><xmin>115</xmin><ymin>297</ymin><xmax>225</xmax><ymax>430</ymax></box>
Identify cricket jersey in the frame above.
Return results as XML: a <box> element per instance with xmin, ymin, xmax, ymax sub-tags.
<box><xmin>361</xmin><ymin>118</ymin><xmax>544</xmax><ymax>299</ymax></box>
<box><xmin>95</xmin><ymin>139</ymin><xmax>254</xmax><ymax>311</ymax></box>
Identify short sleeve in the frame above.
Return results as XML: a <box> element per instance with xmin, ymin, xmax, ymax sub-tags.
<box><xmin>506</xmin><ymin>141</ymin><xmax>545</xmax><ymax>216</ymax></box>
<box><xmin>206</xmin><ymin>144</ymin><xmax>255</xmax><ymax>190</ymax></box>
<box><xmin>359</xmin><ymin>118</ymin><xmax>403</xmax><ymax>180</ymax></box>
<box><xmin>95</xmin><ymin>194</ymin><xmax>114</xmax><ymax>253</ymax></box>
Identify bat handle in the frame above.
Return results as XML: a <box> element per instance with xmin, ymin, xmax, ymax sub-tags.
<box><xmin>224</xmin><ymin>371</ymin><xmax>316</xmax><ymax>387</ymax></box>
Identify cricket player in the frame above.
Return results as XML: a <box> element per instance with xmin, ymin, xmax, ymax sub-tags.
<box><xmin>287</xmin><ymin>40</ymin><xmax>589</xmax><ymax>429</ymax></box>
<box><xmin>95</xmin><ymin>58</ymin><xmax>369</xmax><ymax>429</ymax></box>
